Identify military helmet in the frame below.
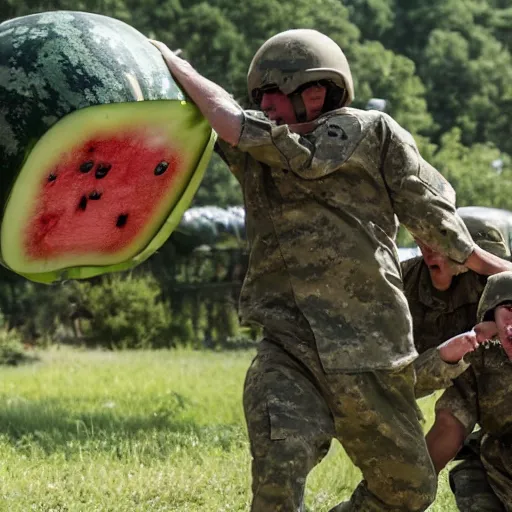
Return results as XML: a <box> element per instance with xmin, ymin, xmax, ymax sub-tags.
<box><xmin>458</xmin><ymin>210</ymin><xmax>511</xmax><ymax>260</ymax></box>
<box><xmin>477</xmin><ymin>271</ymin><xmax>512</xmax><ymax>322</ymax></box>
<box><xmin>247</xmin><ymin>29</ymin><xmax>354</xmax><ymax>109</ymax></box>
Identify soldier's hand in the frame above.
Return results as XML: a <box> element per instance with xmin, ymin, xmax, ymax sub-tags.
<box><xmin>474</xmin><ymin>321</ymin><xmax>499</xmax><ymax>343</ymax></box>
<box><xmin>438</xmin><ymin>330</ymin><xmax>481</xmax><ymax>363</ymax></box>
<box><xmin>149</xmin><ymin>40</ymin><xmax>190</xmax><ymax>73</ymax></box>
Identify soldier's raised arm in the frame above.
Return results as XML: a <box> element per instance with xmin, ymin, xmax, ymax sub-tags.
<box><xmin>150</xmin><ymin>40</ymin><xmax>244</xmax><ymax>146</ymax></box>
<box><xmin>381</xmin><ymin>115</ymin><xmax>512</xmax><ymax>276</ymax></box>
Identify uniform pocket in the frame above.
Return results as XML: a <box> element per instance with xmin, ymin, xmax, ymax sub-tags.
<box><xmin>268</xmin><ymin>401</ymin><xmax>289</xmax><ymax>441</ymax></box>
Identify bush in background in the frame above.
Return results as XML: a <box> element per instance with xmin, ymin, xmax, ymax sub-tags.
<box><xmin>0</xmin><ymin>327</ymin><xmax>33</xmax><ymax>365</ymax></box>
<box><xmin>76</xmin><ymin>274</ymin><xmax>183</xmax><ymax>349</ymax></box>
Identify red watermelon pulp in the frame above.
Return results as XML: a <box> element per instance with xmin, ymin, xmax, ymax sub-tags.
<box><xmin>29</xmin><ymin>126</ymin><xmax>185</xmax><ymax>260</ymax></box>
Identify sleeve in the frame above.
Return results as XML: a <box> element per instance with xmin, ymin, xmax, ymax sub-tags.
<box><xmin>381</xmin><ymin>115</ymin><xmax>475</xmax><ymax>264</ymax></box>
<box><xmin>414</xmin><ymin>347</ymin><xmax>470</xmax><ymax>399</ymax></box>
<box><xmin>214</xmin><ymin>139</ymin><xmax>247</xmax><ymax>185</ymax></box>
<box><xmin>235</xmin><ymin>110</ymin><xmax>354</xmax><ymax>179</ymax></box>
<box><xmin>434</xmin><ymin>366</ymin><xmax>479</xmax><ymax>436</ymax></box>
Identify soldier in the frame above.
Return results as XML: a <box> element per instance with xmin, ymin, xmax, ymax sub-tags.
<box><xmin>427</xmin><ymin>271</ymin><xmax>512</xmax><ymax>511</ymax></box>
<box><xmin>404</xmin><ymin>211</ymin><xmax>511</xmax><ymax>397</ymax></box>
<box><xmin>151</xmin><ymin>30</ymin><xmax>512</xmax><ymax>512</ymax></box>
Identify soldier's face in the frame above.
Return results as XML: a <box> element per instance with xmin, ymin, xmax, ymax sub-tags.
<box><xmin>494</xmin><ymin>304</ymin><xmax>512</xmax><ymax>359</ymax></box>
<box><xmin>260</xmin><ymin>85</ymin><xmax>326</xmax><ymax>125</ymax></box>
<box><xmin>417</xmin><ymin>242</ymin><xmax>455</xmax><ymax>291</ymax></box>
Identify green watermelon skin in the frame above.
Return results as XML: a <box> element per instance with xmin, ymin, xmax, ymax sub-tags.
<box><xmin>0</xmin><ymin>11</ymin><xmax>216</xmax><ymax>283</ymax></box>
<box><xmin>0</xmin><ymin>10</ymin><xmax>186</xmax><ymax>207</ymax></box>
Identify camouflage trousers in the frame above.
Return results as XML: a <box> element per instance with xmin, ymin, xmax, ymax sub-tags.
<box><xmin>243</xmin><ymin>338</ymin><xmax>437</xmax><ymax>512</ymax></box>
<box><xmin>450</xmin><ymin>431</ymin><xmax>511</xmax><ymax>512</ymax></box>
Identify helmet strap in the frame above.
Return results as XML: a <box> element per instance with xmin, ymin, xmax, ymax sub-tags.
<box><xmin>289</xmin><ymin>92</ymin><xmax>308</xmax><ymax>123</ymax></box>
<box><xmin>322</xmin><ymin>84</ymin><xmax>346</xmax><ymax>113</ymax></box>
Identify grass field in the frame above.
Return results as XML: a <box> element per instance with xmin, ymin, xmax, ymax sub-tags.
<box><xmin>0</xmin><ymin>348</ymin><xmax>458</xmax><ymax>511</ymax></box>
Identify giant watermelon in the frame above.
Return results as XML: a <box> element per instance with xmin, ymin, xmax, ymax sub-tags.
<box><xmin>0</xmin><ymin>11</ymin><xmax>216</xmax><ymax>284</ymax></box>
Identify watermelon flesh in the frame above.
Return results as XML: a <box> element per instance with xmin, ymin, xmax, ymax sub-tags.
<box><xmin>0</xmin><ymin>11</ymin><xmax>216</xmax><ymax>283</ymax></box>
<box><xmin>28</xmin><ymin>131</ymin><xmax>180</xmax><ymax>260</ymax></box>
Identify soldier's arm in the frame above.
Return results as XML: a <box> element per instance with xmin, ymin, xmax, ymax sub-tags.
<box><xmin>425</xmin><ymin>368</ymin><xmax>479</xmax><ymax>473</ymax></box>
<box><xmin>413</xmin><ymin>347</ymin><xmax>469</xmax><ymax>399</ymax></box>
<box><xmin>414</xmin><ymin>322</ymin><xmax>496</xmax><ymax>398</ymax></box>
<box><xmin>425</xmin><ymin>408</ymin><xmax>467</xmax><ymax>474</ymax></box>
<box><xmin>380</xmin><ymin>116</ymin><xmax>475</xmax><ymax>265</ymax></box>
<box><xmin>413</xmin><ymin>328</ymin><xmax>489</xmax><ymax>398</ymax></box>
<box><xmin>381</xmin><ymin>115</ymin><xmax>512</xmax><ymax>275</ymax></box>
<box><xmin>151</xmin><ymin>40</ymin><xmax>243</xmax><ymax>146</ymax></box>
<box><xmin>464</xmin><ymin>245</ymin><xmax>512</xmax><ymax>276</ymax></box>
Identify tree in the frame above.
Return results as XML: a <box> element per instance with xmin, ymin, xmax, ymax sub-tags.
<box><xmin>432</xmin><ymin>128</ymin><xmax>512</xmax><ymax>210</ymax></box>
<box><xmin>349</xmin><ymin>41</ymin><xmax>434</xmax><ymax>134</ymax></box>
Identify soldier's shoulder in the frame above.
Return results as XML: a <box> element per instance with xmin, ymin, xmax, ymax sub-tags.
<box><xmin>328</xmin><ymin>108</ymin><xmax>416</xmax><ymax>146</ymax></box>
<box><xmin>324</xmin><ymin>107</ymin><xmax>381</xmax><ymax>128</ymax></box>
<box><xmin>311</xmin><ymin>108</ymin><xmax>381</xmax><ymax>146</ymax></box>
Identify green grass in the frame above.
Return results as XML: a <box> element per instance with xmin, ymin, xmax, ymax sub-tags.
<box><xmin>0</xmin><ymin>348</ymin><xmax>457</xmax><ymax>511</ymax></box>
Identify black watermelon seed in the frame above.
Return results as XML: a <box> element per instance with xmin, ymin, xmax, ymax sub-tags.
<box><xmin>116</xmin><ymin>214</ymin><xmax>128</xmax><ymax>228</ymax></box>
<box><xmin>80</xmin><ymin>161</ymin><xmax>94</xmax><ymax>173</ymax></box>
<box><xmin>88</xmin><ymin>147</ymin><xmax>95</xmax><ymax>153</ymax></box>
<box><xmin>154</xmin><ymin>161</ymin><xmax>169</xmax><ymax>176</ymax></box>
<box><xmin>95</xmin><ymin>163</ymin><xmax>111</xmax><ymax>179</ymax></box>
<box><xmin>89</xmin><ymin>191</ymin><xmax>102</xmax><ymax>200</ymax></box>
<box><xmin>78</xmin><ymin>196</ymin><xmax>87</xmax><ymax>211</ymax></box>
<box><xmin>48</xmin><ymin>173</ymin><xmax>57</xmax><ymax>182</ymax></box>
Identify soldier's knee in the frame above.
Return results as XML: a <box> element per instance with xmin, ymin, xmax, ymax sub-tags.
<box><xmin>254</xmin><ymin>436</ymin><xmax>317</xmax><ymax>478</ymax></box>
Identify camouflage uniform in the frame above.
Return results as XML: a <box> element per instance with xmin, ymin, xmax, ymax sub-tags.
<box><xmin>217</xmin><ymin>103</ymin><xmax>476</xmax><ymax>512</ymax></box>
<box><xmin>216</xmin><ymin>29</ymin><xmax>475</xmax><ymax>512</ymax></box>
<box><xmin>435</xmin><ymin>272</ymin><xmax>512</xmax><ymax>511</ymax></box>
<box><xmin>402</xmin><ymin>256</ymin><xmax>486</xmax><ymax>397</ymax></box>
<box><xmin>403</xmin><ymin>209</ymin><xmax>510</xmax><ymax>397</ymax></box>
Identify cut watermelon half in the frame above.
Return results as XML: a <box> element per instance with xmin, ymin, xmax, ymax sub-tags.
<box><xmin>0</xmin><ymin>11</ymin><xmax>217</xmax><ymax>283</ymax></box>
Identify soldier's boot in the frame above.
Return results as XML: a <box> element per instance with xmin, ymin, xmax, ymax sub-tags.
<box><xmin>450</xmin><ymin>459</ymin><xmax>505</xmax><ymax>512</ymax></box>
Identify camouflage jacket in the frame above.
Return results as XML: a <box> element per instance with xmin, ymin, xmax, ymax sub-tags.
<box><xmin>216</xmin><ymin>107</ymin><xmax>474</xmax><ymax>372</ymax></box>
<box><xmin>436</xmin><ymin>345</ymin><xmax>512</xmax><ymax>439</ymax></box>
<box><xmin>401</xmin><ymin>256</ymin><xmax>488</xmax><ymax>396</ymax></box>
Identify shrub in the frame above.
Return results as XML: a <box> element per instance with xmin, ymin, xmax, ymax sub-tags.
<box><xmin>76</xmin><ymin>274</ymin><xmax>177</xmax><ymax>349</ymax></box>
<box><xmin>0</xmin><ymin>328</ymin><xmax>32</xmax><ymax>365</ymax></box>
